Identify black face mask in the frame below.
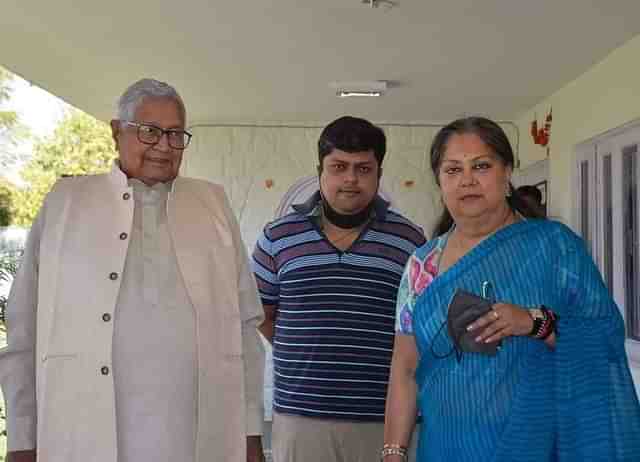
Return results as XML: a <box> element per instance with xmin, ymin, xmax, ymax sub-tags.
<box><xmin>318</xmin><ymin>164</ymin><xmax>379</xmax><ymax>229</ymax></box>
<box><xmin>321</xmin><ymin>197</ymin><xmax>374</xmax><ymax>229</ymax></box>
<box><xmin>446</xmin><ymin>290</ymin><xmax>499</xmax><ymax>356</ymax></box>
<box><xmin>430</xmin><ymin>289</ymin><xmax>500</xmax><ymax>363</ymax></box>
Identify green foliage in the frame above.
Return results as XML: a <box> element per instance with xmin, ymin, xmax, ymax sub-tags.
<box><xmin>11</xmin><ymin>110</ymin><xmax>117</xmax><ymax>225</ymax></box>
<box><xmin>0</xmin><ymin>67</ymin><xmax>16</xmax><ymax>126</ymax></box>
<box><xmin>0</xmin><ymin>67</ymin><xmax>30</xmax><ymax>171</ymax></box>
<box><xmin>0</xmin><ymin>180</ymin><xmax>13</xmax><ymax>226</ymax></box>
<box><xmin>0</xmin><ymin>68</ymin><xmax>21</xmax><ymax>459</ymax></box>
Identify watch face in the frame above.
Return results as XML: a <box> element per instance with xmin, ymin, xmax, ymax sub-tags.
<box><xmin>529</xmin><ymin>308</ymin><xmax>544</xmax><ymax>320</ymax></box>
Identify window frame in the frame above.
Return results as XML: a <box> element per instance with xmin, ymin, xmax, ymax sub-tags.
<box><xmin>574</xmin><ymin>119</ymin><xmax>640</xmax><ymax>366</ymax></box>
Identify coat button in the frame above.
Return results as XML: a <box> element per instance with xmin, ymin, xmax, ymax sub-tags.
<box><xmin>109</xmin><ymin>272</ymin><xmax>118</xmax><ymax>280</ymax></box>
<box><xmin>102</xmin><ymin>313</ymin><xmax>112</xmax><ymax>322</ymax></box>
<box><xmin>122</xmin><ymin>192</ymin><xmax>130</xmax><ymax>200</ymax></box>
<box><xmin>119</xmin><ymin>232</ymin><xmax>128</xmax><ymax>240</ymax></box>
<box><xmin>101</xmin><ymin>366</ymin><xmax>110</xmax><ymax>375</ymax></box>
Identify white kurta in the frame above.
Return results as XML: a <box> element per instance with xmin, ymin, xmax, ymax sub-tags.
<box><xmin>0</xmin><ymin>165</ymin><xmax>264</xmax><ymax>462</ymax></box>
<box><xmin>113</xmin><ymin>179</ymin><xmax>196</xmax><ymax>462</ymax></box>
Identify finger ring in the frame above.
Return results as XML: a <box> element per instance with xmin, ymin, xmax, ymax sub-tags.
<box><xmin>492</xmin><ymin>310</ymin><xmax>499</xmax><ymax>320</ymax></box>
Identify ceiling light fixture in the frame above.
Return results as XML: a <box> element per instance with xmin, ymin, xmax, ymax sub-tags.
<box><xmin>337</xmin><ymin>90</ymin><xmax>383</xmax><ymax>98</ymax></box>
<box><xmin>330</xmin><ymin>80</ymin><xmax>387</xmax><ymax>98</ymax></box>
<box><xmin>361</xmin><ymin>0</ymin><xmax>397</xmax><ymax>9</ymax></box>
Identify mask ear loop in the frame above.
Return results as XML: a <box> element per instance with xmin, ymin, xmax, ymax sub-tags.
<box><xmin>432</xmin><ymin>283</ymin><xmax>497</xmax><ymax>363</ymax></box>
<box><xmin>429</xmin><ymin>318</ymin><xmax>462</xmax><ymax>363</ymax></box>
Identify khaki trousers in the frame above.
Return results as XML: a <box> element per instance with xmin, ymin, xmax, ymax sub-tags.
<box><xmin>271</xmin><ymin>412</ymin><xmax>418</xmax><ymax>462</ymax></box>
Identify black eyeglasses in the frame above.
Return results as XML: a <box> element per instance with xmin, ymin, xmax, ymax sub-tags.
<box><xmin>123</xmin><ymin>121</ymin><xmax>193</xmax><ymax>149</ymax></box>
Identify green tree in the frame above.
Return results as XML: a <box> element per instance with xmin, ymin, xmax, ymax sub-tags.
<box><xmin>0</xmin><ymin>179</ymin><xmax>13</xmax><ymax>226</ymax></box>
<box><xmin>0</xmin><ymin>67</ymin><xmax>27</xmax><ymax>461</ymax></box>
<box><xmin>0</xmin><ymin>68</ymin><xmax>17</xmax><ymax>128</ymax></box>
<box><xmin>11</xmin><ymin>110</ymin><xmax>117</xmax><ymax>225</ymax></box>
<box><xmin>0</xmin><ymin>67</ymin><xmax>29</xmax><ymax>171</ymax></box>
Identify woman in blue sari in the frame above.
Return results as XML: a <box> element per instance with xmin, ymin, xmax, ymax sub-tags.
<box><xmin>382</xmin><ymin>117</ymin><xmax>640</xmax><ymax>462</ymax></box>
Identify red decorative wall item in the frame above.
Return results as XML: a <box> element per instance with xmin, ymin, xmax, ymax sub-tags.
<box><xmin>530</xmin><ymin>108</ymin><xmax>552</xmax><ymax>148</ymax></box>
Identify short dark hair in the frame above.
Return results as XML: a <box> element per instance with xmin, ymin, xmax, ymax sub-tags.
<box><xmin>318</xmin><ymin>116</ymin><xmax>386</xmax><ymax>166</ymax></box>
<box><xmin>515</xmin><ymin>185</ymin><xmax>543</xmax><ymax>205</ymax></box>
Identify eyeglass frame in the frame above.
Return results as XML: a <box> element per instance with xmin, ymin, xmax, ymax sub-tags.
<box><xmin>122</xmin><ymin>121</ymin><xmax>193</xmax><ymax>149</ymax></box>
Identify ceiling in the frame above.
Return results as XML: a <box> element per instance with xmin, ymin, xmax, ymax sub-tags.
<box><xmin>2</xmin><ymin>1</ymin><xmax>640</xmax><ymax>125</ymax></box>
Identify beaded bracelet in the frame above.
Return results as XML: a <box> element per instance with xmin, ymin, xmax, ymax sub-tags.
<box><xmin>380</xmin><ymin>443</ymin><xmax>408</xmax><ymax>461</ymax></box>
<box><xmin>539</xmin><ymin>307</ymin><xmax>557</xmax><ymax>340</ymax></box>
<box><xmin>529</xmin><ymin>306</ymin><xmax>557</xmax><ymax>340</ymax></box>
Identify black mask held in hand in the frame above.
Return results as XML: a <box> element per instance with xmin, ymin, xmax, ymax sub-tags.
<box><xmin>446</xmin><ymin>289</ymin><xmax>500</xmax><ymax>356</ymax></box>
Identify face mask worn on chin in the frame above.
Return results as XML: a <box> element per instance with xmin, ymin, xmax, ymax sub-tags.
<box><xmin>320</xmin><ymin>193</ymin><xmax>374</xmax><ymax>229</ymax></box>
<box><xmin>318</xmin><ymin>163</ymin><xmax>379</xmax><ymax>229</ymax></box>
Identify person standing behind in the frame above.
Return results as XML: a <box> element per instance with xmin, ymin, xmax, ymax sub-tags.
<box><xmin>0</xmin><ymin>78</ymin><xmax>265</xmax><ymax>462</ymax></box>
<box><xmin>515</xmin><ymin>184</ymin><xmax>546</xmax><ymax>217</ymax></box>
<box><xmin>253</xmin><ymin>116</ymin><xmax>426</xmax><ymax>462</ymax></box>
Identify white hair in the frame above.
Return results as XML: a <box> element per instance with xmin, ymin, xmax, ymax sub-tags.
<box><xmin>117</xmin><ymin>78</ymin><xmax>186</xmax><ymax>122</ymax></box>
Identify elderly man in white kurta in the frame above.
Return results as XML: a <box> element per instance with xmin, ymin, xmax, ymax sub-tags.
<box><xmin>0</xmin><ymin>79</ymin><xmax>265</xmax><ymax>462</ymax></box>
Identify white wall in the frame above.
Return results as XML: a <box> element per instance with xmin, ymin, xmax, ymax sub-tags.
<box><xmin>514</xmin><ymin>34</ymin><xmax>640</xmax><ymax>227</ymax></box>
<box><xmin>181</xmin><ymin>122</ymin><xmax>519</xmax><ymax>247</ymax></box>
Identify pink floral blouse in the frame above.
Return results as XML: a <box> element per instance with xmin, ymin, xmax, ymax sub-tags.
<box><xmin>395</xmin><ymin>237</ymin><xmax>445</xmax><ymax>334</ymax></box>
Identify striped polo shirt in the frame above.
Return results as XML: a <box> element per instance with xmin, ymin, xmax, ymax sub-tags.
<box><xmin>252</xmin><ymin>192</ymin><xmax>426</xmax><ymax>421</ymax></box>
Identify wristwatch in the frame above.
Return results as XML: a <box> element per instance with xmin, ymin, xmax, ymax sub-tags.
<box><xmin>528</xmin><ymin>307</ymin><xmax>546</xmax><ymax>337</ymax></box>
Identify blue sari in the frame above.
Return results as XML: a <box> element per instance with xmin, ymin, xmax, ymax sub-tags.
<box><xmin>398</xmin><ymin>219</ymin><xmax>640</xmax><ymax>461</ymax></box>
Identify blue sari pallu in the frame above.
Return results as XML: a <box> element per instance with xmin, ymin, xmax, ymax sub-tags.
<box><xmin>405</xmin><ymin>219</ymin><xmax>640</xmax><ymax>461</ymax></box>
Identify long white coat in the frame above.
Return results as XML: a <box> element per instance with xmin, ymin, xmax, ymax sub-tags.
<box><xmin>0</xmin><ymin>166</ymin><xmax>264</xmax><ymax>462</ymax></box>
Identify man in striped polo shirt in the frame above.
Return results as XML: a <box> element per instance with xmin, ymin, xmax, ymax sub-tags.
<box><xmin>252</xmin><ymin>116</ymin><xmax>426</xmax><ymax>462</ymax></box>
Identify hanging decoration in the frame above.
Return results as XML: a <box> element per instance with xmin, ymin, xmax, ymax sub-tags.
<box><xmin>530</xmin><ymin>108</ymin><xmax>553</xmax><ymax>152</ymax></box>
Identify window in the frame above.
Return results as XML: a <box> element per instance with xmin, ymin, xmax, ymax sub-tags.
<box><xmin>579</xmin><ymin>160</ymin><xmax>592</xmax><ymax>250</ymax></box>
<box><xmin>622</xmin><ymin>145</ymin><xmax>640</xmax><ymax>340</ymax></box>
<box><xmin>602</xmin><ymin>154</ymin><xmax>613</xmax><ymax>291</ymax></box>
<box><xmin>575</xmin><ymin>121</ymin><xmax>640</xmax><ymax>358</ymax></box>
